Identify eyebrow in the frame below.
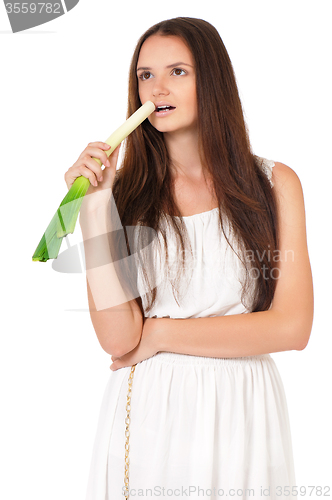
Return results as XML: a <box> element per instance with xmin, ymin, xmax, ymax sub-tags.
<box><xmin>136</xmin><ymin>62</ymin><xmax>193</xmax><ymax>72</ymax></box>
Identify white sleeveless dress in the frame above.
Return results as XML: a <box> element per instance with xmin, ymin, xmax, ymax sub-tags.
<box><xmin>85</xmin><ymin>158</ymin><xmax>297</xmax><ymax>500</ymax></box>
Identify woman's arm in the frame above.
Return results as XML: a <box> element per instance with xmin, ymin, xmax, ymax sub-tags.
<box><xmin>154</xmin><ymin>162</ymin><xmax>314</xmax><ymax>358</ymax></box>
<box><xmin>80</xmin><ymin>201</ymin><xmax>143</xmax><ymax>358</ymax></box>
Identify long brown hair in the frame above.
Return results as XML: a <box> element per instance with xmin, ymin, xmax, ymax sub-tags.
<box><xmin>109</xmin><ymin>17</ymin><xmax>279</xmax><ymax>318</ymax></box>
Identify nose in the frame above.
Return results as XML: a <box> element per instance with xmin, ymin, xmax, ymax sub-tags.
<box><xmin>152</xmin><ymin>77</ymin><xmax>170</xmax><ymax>98</ymax></box>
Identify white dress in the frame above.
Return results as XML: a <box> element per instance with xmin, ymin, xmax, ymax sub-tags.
<box><xmin>85</xmin><ymin>158</ymin><xmax>297</xmax><ymax>500</ymax></box>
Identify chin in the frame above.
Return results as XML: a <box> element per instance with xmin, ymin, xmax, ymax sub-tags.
<box><xmin>149</xmin><ymin>122</ymin><xmax>176</xmax><ymax>134</ymax></box>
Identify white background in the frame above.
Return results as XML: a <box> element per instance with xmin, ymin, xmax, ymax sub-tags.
<box><xmin>1</xmin><ymin>0</ymin><xmax>331</xmax><ymax>499</ymax></box>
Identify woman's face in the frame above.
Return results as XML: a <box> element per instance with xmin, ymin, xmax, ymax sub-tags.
<box><xmin>137</xmin><ymin>35</ymin><xmax>198</xmax><ymax>137</ymax></box>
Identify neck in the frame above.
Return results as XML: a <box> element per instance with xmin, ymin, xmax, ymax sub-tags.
<box><xmin>164</xmin><ymin>129</ymin><xmax>207</xmax><ymax>182</ymax></box>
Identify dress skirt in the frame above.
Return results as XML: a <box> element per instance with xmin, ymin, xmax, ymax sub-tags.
<box><xmin>85</xmin><ymin>351</ymin><xmax>297</xmax><ymax>500</ymax></box>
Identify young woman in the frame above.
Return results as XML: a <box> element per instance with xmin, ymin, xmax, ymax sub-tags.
<box><xmin>65</xmin><ymin>17</ymin><xmax>313</xmax><ymax>500</ymax></box>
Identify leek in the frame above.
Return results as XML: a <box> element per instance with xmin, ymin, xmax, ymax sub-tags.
<box><xmin>32</xmin><ymin>101</ymin><xmax>155</xmax><ymax>262</ymax></box>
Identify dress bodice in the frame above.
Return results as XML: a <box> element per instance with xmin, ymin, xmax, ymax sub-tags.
<box><xmin>136</xmin><ymin>157</ymin><xmax>275</xmax><ymax>319</ymax></box>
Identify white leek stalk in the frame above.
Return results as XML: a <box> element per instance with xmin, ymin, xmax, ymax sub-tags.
<box><xmin>32</xmin><ymin>101</ymin><xmax>155</xmax><ymax>262</ymax></box>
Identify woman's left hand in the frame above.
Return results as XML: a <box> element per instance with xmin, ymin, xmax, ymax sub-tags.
<box><xmin>110</xmin><ymin>317</ymin><xmax>164</xmax><ymax>371</ymax></box>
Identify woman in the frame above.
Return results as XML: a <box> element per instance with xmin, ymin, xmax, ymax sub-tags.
<box><xmin>65</xmin><ymin>17</ymin><xmax>313</xmax><ymax>500</ymax></box>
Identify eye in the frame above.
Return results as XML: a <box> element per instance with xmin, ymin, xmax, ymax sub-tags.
<box><xmin>139</xmin><ymin>71</ymin><xmax>152</xmax><ymax>81</ymax></box>
<box><xmin>172</xmin><ymin>68</ymin><xmax>186</xmax><ymax>76</ymax></box>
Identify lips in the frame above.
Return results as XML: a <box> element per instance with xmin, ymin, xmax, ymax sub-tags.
<box><xmin>154</xmin><ymin>104</ymin><xmax>176</xmax><ymax>116</ymax></box>
<box><xmin>156</xmin><ymin>105</ymin><xmax>175</xmax><ymax>112</ymax></box>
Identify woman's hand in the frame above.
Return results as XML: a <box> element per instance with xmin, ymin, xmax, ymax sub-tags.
<box><xmin>64</xmin><ymin>142</ymin><xmax>121</xmax><ymax>213</ymax></box>
<box><xmin>110</xmin><ymin>318</ymin><xmax>164</xmax><ymax>371</ymax></box>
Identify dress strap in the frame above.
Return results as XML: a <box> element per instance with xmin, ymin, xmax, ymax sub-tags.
<box><xmin>254</xmin><ymin>155</ymin><xmax>275</xmax><ymax>188</ymax></box>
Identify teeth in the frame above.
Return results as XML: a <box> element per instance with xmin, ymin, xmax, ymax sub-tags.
<box><xmin>157</xmin><ymin>105</ymin><xmax>171</xmax><ymax>111</ymax></box>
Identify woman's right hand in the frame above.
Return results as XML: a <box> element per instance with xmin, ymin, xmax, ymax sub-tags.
<box><xmin>64</xmin><ymin>141</ymin><xmax>121</xmax><ymax>213</ymax></box>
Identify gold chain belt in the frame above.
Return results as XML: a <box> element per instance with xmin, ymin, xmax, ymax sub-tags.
<box><xmin>123</xmin><ymin>364</ymin><xmax>137</xmax><ymax>499</ymax></box>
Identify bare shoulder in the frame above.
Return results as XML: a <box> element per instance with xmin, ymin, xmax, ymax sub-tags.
<box><xmin>272</xmin><ymin>161</ymin><xmax>303</xmax><ymax>195</ymax></box>
<box><xmin>271</xmin><ymin>161</ymin><xmax>305</xmax><ymax>214</ymax></box>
